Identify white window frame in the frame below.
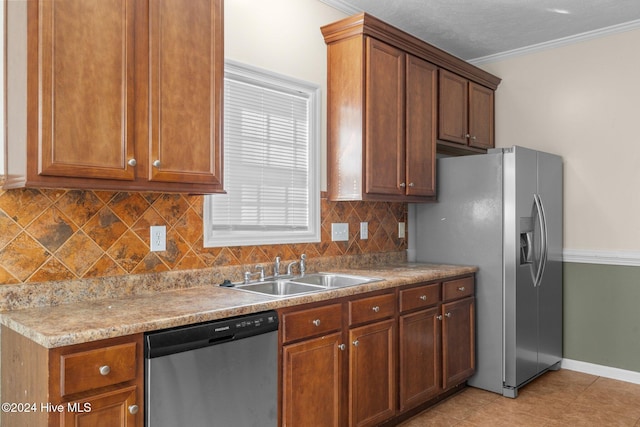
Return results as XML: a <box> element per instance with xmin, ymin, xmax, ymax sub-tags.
<box><xmin>203</xmin><ymin>60</ymin><xmax>321</xmax><ymax>247</ymax></box>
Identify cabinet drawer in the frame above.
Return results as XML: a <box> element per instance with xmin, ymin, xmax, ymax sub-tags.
<box><xmin>349</xmin><ymin>293</ymin><xmax>395</xmax><ymax>325</ymax></box>
<box><xmin>443</xmin><ymin>276</ymin><xmax>474</xmax><ymax>302</ymax></box>
<box><xmin>60</xmin><ymin>342</ymin><xmax>138</xmax><ymax>397</ymax></box>
<box><xmin>399</xmin><ymin>283</ymin><xmax>440</xmax><ymax>313</ymax></box>
<box><xmin>282</xmin><ymin>303</ymin><xmax>343</xmax><ymax>343</ymax></box>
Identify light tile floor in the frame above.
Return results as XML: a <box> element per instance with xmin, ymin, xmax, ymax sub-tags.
<box><xmin>400</xmin><ymin>369</ymin><xmax>640</xmax><ymax>426</ymax></box>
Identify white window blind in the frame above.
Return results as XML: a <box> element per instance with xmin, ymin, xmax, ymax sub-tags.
<box><xmin>203</xmin><ymin>61</ymin><xmax>320</xmax><ymax>247</ymax></box>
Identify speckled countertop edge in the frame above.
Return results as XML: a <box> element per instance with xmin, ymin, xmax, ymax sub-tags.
<box><xmin>0</xmin><ymin>263</ymin><xmax>477</xmax><ymax>348</ymax></box>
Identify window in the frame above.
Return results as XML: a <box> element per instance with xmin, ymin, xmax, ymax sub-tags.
<box><xmin>203</xmin><ymin>61</ymin><xmax>320</xmax><ymax>247</ymax></box>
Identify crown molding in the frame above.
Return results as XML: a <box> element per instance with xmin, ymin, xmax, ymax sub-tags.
<box><xmin>470</xmin><ymin>19</ymin><xmax>640</xmax><ymax>65</ymax></box>
<box><xmin>318</xmin><ymin>0</ymin><xmax>362</xmax><ymax>15</ymax></box>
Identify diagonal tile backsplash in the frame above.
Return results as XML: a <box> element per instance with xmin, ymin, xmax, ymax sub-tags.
<box><xmin>0</xmin><ymin>188</ymin><xmax>408</xmax><ymax>285</ymax></box>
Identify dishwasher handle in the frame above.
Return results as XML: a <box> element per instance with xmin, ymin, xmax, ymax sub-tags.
<box><xmin>145</xmin><ymin>310</ymin><xmax>278</xmax><ymax>359</ymax></box>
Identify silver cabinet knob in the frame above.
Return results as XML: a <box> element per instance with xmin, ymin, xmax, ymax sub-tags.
<box><xmin>436</xmin><ymin>315</ymin><xmax>443</xmax><ymax>320</ymax></box>
<box><xmin>465</xmin><ymin>134</ymin><xmax>470</xmax><ymax>138</ymax></box>
<box><xmin>352</xmin><ymin>340</ymin><xmax>359</xmax><ymax>347</ymax></box>
<box><xmin>312</xmin><ymin>319</ymin><xmax>321</xmax><ymax>327</ymax></box>
<box><xmin>458</xmin><ymin>286</ymin><xmax>466</xmax><ymax>291</ymax></box>
<box><xmin>445</xmin><ymin>312</ymin><xmax>452</xmax><ymax>318</ymax></box>
<box><xmin>152</xmin><ymin>160</ymin><xmax>161</xmax><ymax>168</ymax></box>
<box><xmin>471</xmin><ymin>136</ymin><xmax>477</xmax><ymax>140</ymax></box>
<box><xmin>399</xmin><ymin>182</ymin><xmax>406</xmax><ymax>188</ymax></box>
<box><xmin>419</xmin><ymin>295</ymin><xmax>427</xmax><ymax>301</ymax></box>
<box><xmin>128</xmin><ymin>405</ymin><xmax>139</xmax><ymax>415</ymax></box>
<box><xmin>408</xmin><ymin>182</ymin><xmax>415</xmax><ymax>187</ymax></box>
<box><xmin>99</xmin><ymin>365</ymin><xmax>111</xmax><ymax>376</ymax></box>
<box><xmin>127</xmin><ymin>158</ymin><xmax>137</xmax><ymax>167</ymax></box>
<box><xmin>372</xmin><ymin>306</ymin><xmax>380</xmax><ymax>313</ymax></box>
<box><xmin>338</xmin><ymin>344</ymin><xmax>346</xmax><ymax>351</ymax></box>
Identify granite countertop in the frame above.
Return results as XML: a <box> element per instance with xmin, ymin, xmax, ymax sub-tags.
<box><xmin>0</xmin><ymin>263</ymin><xmax>476</xmax><ymax>349</ymax></box>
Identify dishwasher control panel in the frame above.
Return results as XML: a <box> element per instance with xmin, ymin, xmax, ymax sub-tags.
<box><xmin>145</xmin><ymin>310</ymin><xmax>279</xmax><ymax>358</ymax></box>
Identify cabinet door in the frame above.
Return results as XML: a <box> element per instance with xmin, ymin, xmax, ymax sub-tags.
<box><xmin>349</xmin><ymin>319</ymin><xmax>396</xmax><ymax>427</ymax></box>
<box><xmin>148</xmin><ymin>0</ymin><xmax>223</xmax><ymax>186</ymax></box>
<box><xmin>39</xmin><ymin>0</ymin><xmax>136</xmax><ymax>181</ymax></box>
<box><xmin>438</xmin><ymin>70</ymin><xmax>468</xmax><ymax>145</ymax></box>
<box><xmin>442</xmin><ymin>297</ymin><xmax>475</xmax><ymax>389</ymax></box>
<box><xmin>61</xmin><ymin>386</ymin><xmax>139</xmax><ymax>427</ymax></box>
<box><xmin>364</xmin><ymin>38</ymin><xmax>405</xmax><ymax>197</ymax></box>
<box><xmin>468</xmin><ymin>83</ymin><xmax>495</xmax><ymax>149</ymax></box>
<box><xmin>399</xmin><ymin>307</ymin><xmax>441</xmax><ymax>412</ymax></box>
<box><xmin>282</xmin><ymin>332</ymin><xmax>343</xmax><ymax>427</ymax></box>
<box><xmin>405</xmin><ymin>56</ymin><xmax>437</xmax><ymax>197</ymax></box>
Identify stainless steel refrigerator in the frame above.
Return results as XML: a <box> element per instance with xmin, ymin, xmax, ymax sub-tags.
<box><xmin>413</xmin><ymin>146</ymin><xmax>562</xmax><ymax>398</ymax></box>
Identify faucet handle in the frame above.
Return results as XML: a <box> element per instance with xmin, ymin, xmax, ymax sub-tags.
<box><xmin>274</xmin><ymin>256</ymin><xmax>281</xmax><ymax>277</ymax></box>
<box><xmin>255</xmin><ymin>265</ymin><xmax>265</xmax><ymax>281</ymax></box>
<box><xmin>300</xmin><ymin>254</ymin><xmax>307</xmax><ymax>275</ymax></box>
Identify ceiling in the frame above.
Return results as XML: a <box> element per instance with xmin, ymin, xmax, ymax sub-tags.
<box><xmin>319</xmin><ymin>0</ymin><xmax>640</xmax><ymax>62</ymax></box>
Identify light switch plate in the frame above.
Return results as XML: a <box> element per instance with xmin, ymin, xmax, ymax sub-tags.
<box><xmin>331</xmin><ymin>223</ymin><xmax>349</xmax><ymax>241</ymax></box>
<box><xmin>150</xmin><ymin>226</ymin><xmax>166</xmax><ymax>251</ymax></box>
<box><xmin>398</xmin><ymin>222</ymin><xmax>406</xmax><ymax>239</ymax></box>
<box><xmin>360</xmin><ymin>222</ymin><xmax>368</xmax><ymax>240</ymax></box>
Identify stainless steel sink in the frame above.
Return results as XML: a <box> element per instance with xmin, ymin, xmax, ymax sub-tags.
<box><xmin>290</xmin><ymin>273</ymin><xmax>382</xmax><ymax>288</ymax></box>
<box><xmin>229</xmin><ymin>273</ymin><xmax>383</xmax><ymax>297</ymax></box>
<box><xmin>234</xmin><ymin>280</ymin><xmax>325</xmax><ymax>297</ymax></box>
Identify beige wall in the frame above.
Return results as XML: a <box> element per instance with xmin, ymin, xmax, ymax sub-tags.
<box><xmin>480</xmin><ymin>29</ymin><xmax>640</xmax><ymax>252</ymax></box>
<box><xmin>225</xmin><ymin>0</ymin><xmax>347</xmax><ymax>191</ymax></box>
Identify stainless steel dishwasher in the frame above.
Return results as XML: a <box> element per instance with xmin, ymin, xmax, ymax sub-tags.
<box><xmin>145</xmin><ymin>310</ymin><xmax>278</xmax><ymax>427</ymax></box>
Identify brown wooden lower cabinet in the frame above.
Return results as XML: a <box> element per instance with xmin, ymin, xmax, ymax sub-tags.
<box><xmin>398</xmin><ymin>306</ymin><xmax>441</xmax><ymax>411</ymax></box>
<box><xmin>442</xmin><ymin>296</ymin><xmax>475</xmax><ymax>389</ymax></box>
<box><xmin>61</xmin><ymin>386</ymin><xmax>139</xmax><ymax>427</ymax></box>
<box><xmin>279</xmin><ymin>274</ymin><xmax>476</xmax><ymax>427</ymax></box>
<box><xmin>282</xmin><ymin>332</ymin><xmax>343</xmax><ymax>426</ymax></box>
<box><xmin>349</xmin><ymin>319</ymin><xmax>396</xmax><ymax>427</ymax></box>
<box><xmin>1</xmin><ymin>328</ymin><xmax>143</xmax><ymax>427</ymax></box>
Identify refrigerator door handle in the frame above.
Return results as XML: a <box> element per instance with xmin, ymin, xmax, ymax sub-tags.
<box><xmin>533</xmin><ymin>194</ymin><xmax>548</xmax><ymax>287</ymax></box>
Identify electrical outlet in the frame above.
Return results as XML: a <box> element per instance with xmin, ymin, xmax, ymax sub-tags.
<box><xmin>331</xmin><ymin>223</ymin><xmax>349</xmax><ymax>241</ymax></box>
<box><xmin>360</xmin><ymin>222</ymin><xmax>368</xmax><ymax>240</ymax></box>
<box><xmin>398</xmin><ymin>222</ymin><xmax>406</xmax><ymax>239</ymax></box>
<box><xmin>150</xmin><ymin>226</ymin><xmax>166</xmax><ymax>251</ymax></box>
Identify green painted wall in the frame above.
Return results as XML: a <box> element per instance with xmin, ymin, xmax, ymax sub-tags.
<box><xmin>563</xmin><ymin>262</ymin><xmax>640</xmax><ymax>372</ymax></box>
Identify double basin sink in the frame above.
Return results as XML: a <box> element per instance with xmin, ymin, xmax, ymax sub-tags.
<box><xmin>231</xmin><ymin>273</ymin><xmax>383</xmax><ymax>297</ymax></box>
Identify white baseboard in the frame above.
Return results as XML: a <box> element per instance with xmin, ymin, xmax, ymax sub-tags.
<box><xmin>561</xmin><ymin>358</ymin><xmax>640</xmax><ymax>385</ymax></box>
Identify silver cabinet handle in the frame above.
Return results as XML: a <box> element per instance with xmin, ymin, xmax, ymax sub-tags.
<box><xmin>99</xmin><ymin>365</ymin><xmax>111</xmax><ymax>376</ymax></box>
<box><xmin>372</xmin><ymin>306</ymin><xmax>380</xmax><ymax>313</ymax></box>
<box><xmin>458</xmin><ymin>286</ymin><xmax>466</xmax><ymax>291</ymax></box>
<box><xmin>312</xmin><ymin>319</ymin><xmax>321</xmax><ymax>327</ymax></box>
<box><xmin>399</xmin><ymin>182</ymin><xmax>406</xmax><ymax>188</ymax></box>
<box><xmin>445</xmin><ymin>312</ymin><xmax>452</xmax><ymax>318</ymax></box>
<box><xmin>128</xmin><ymin>405</ymin><xmax>139</xmax><ymax>415</ymax></box>
<box><xmin>338</xmin><ymin>344</ymin><xmax>346</xmax><ymax>351</ymax></box>
<box><xmin>436</xmin><ymin>315</ymin><xmax>443</xmax><ymax>320</ymax></box>
<box><xmin>127</xmin><ymin>158</ymin><xmax>137</xmax><ymax>167</ymax></box>
<box><xmin>420</xmin><ymin>295</ymin><xmax>427</xmax><ymax>301</ymax></box>
<box><xmin>152</xmin><ymin>160</ymin><xmax>161</xmax><ymax>168</ymax></box>
<box><xmin>352</xmin><ymin>340</ymin><xmax>359</xmax><ymax>347</ymax></box>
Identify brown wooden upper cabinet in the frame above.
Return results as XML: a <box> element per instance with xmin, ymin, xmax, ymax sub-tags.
<box><xmin>439</xmin><ymin>69</ymin><xmax>495</xmax><ymax>153</ymax></box>
<box><xmin>322</xmin><ymin>24</ymin><xmax>438</xmax><ymax>203</ymax></box>
<box><xmin>4</xmin><ymin>0</ymin><xmax>224</xmax><ymax>193</ymax></box>
<box><xmin>322</xmin><ymin>14</ymin><xmax>500</xmax><ymax>202</ymax></box>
